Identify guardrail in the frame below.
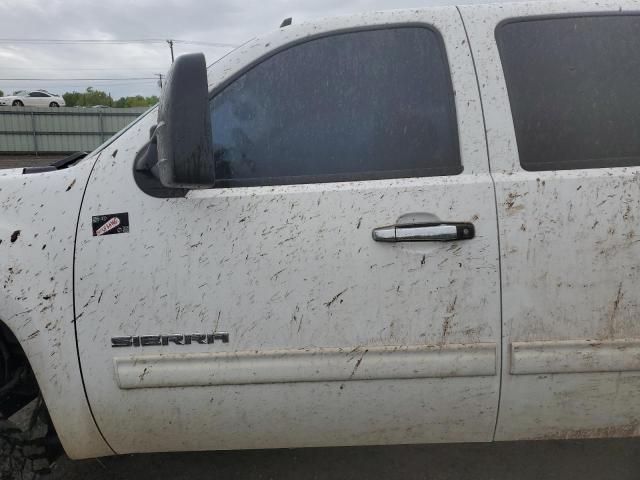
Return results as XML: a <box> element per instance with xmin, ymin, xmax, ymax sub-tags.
<box><xmin>0</xmin><ymin>106</ymin><xmax>150</xmax><ymax>154</ymax></box>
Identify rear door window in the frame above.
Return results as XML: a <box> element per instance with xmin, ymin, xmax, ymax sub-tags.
<box><xmin>496</xmin><ymin>15</ymin><xmax>640</xmax><ymax>171</ymax></box>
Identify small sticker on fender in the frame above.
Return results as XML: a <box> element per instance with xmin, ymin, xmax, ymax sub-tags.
<box><xmin>92</xmin><ymin>213</ymin><xmax>129</xmax><ymax>236</ymax></box>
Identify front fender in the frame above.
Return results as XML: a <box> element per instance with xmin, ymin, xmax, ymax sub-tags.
<box><xmin>0</xmin><ymin>158</ymin><xmax>112</xmax><ymax>458</ymax></box>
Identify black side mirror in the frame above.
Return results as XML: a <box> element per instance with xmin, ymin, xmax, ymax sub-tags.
<box><xmin>135</xmin><ymin>52</ymin><xmax>214</xmax><ymax>191</ymax></box>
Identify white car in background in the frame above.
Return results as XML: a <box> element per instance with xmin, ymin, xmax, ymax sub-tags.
<box><xmin>0</xmin><ymin>89</ymin><xmax>65</xmax><ymax>107</ymax></box>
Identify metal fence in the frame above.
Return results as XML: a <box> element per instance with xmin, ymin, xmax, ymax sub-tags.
<box><xmin>0</xmin><ymin>106</ymin><xmax>150</xmax><ymax>154</ymax></box>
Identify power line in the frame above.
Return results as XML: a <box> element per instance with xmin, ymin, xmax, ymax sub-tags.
<box><xmin>1</xmin><ymin>67</ymin><xmax>170</xmax><ymax>70</ymax></box>
<box><xmin>0</xmin><ymin>77</ymin><xmax>156</xmax><ymax>81</ymax></box>
<box><xmin>20</xmin><ymin>81</ymin><xmax>159</xmax><ymax>88</ymax></box>
<box><xmin>173</xmin><ymin>40</ymin><xmax>239</xmax><ymax>47</ymax></box>
<box><xmin>0</xmin><ymin>38</ymin><xmax>239</xmax><ymax>48</ymax></box>
<box><xmin>0</xmin><ymin>39</ymin><xmax>165</xmax><ymax>44</ymax></box>
<box><xmin>74</xmin><ymin>81</ymin><xmax>157</xmax><ymax>86</ymax></box>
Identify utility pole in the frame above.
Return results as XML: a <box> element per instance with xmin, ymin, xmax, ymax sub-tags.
<box><xmin>155</xmin><ymin>73</ymin><xmax>163</xmax><ymax>89</ymax></box>
<box><xmin>166</xmin><ymin>39</ymin><xmax>174</xmax><ymax>63</ymax></box>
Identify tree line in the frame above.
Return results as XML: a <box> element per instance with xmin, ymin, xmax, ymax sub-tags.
<box><xmin>0</xmin><ymin>87</ymin><xmax>158</xmax><ymax>108</ymax></box>
<box><xmin>63</xmin><ymin>87</ymin><xmax>158</xmax><ymax>108</ymax></box>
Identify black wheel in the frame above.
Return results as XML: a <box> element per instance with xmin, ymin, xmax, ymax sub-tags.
<box><xmin>49</xmin><ymin>102</ymin><xmax>59</xmax><ymax>108</ymax></box>
<box><xmin>0</xmin><ymin>325</ymin><xmax>60</xmax><ymax>479</ymax></box>
<box><xmin>1</xmin><ymin>397</ymin><xmax>57</xmax><ymax>479</ymax></box>
<box><xmin>12</xmin><ymin>100</ymin><xmax>23</xmax><ymax>107</ymax></box>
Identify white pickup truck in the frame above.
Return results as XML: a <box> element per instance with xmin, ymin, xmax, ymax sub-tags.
<box><xmin>1</xmin><ymin>0</ymin><xmax>639</xmax><ymax>469</ymax></box>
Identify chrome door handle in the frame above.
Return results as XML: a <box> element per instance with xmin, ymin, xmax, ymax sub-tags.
<box><xmin>372</xmin><ymin>222</ymin><xmax>475</xmax><ymax>243</ymax></box>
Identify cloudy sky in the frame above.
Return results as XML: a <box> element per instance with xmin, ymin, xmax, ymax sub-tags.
<box><xmin>0</xmin><ymin>0</ymin><xmax>495</xmax><ymax>99</ymax></box>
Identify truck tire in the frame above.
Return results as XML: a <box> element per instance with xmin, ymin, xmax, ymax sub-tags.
<box><xmin>0</xmin><ymin>397</ymin><xmax>58</xmax><ymax>479</ymax></box>
<box><xmin>0</xmin><ymin>324</ymin><xmax>61</xmax><ymax>478</ymax></box>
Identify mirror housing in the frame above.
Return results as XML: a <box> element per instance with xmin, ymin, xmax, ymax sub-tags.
<box><xmin>137</xmin><ymin>52</ymin><xmax>214</xmax><ymax>190</ymax></box>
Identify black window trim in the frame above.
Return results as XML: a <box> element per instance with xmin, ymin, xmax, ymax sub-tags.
<box><xmin>495</xmin><ymin>10</ymin><xmax>640</xmax><ymax>32</ymax></box>
<box><xmin>209</xmin><ymin>23</ymin><xmax>463</xmax><ymax>188</ymax></box>
<box><xmin>495</xmin><ymin>11</ymin><xmax>640</xmax><ymax>172</ymax></box>
<box><xmin>214</xmin><ymin>166</ymin><xmax>462</xmax><ymax>189</ymax></box>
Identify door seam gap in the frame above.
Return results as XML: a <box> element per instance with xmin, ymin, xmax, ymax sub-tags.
<box><xmin>457</xmin><ymin>5</ymin><xmax>505</xmax><ymax>442</ymax></box>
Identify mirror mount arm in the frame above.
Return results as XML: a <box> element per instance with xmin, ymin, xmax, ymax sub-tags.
<box><xmin>134</xmin><ymin>124</ymin><xmax>159</xmax><ymax>174</ymax></box>
<box><xmin>133</xmin><ymin>123</ymin><xmax>188</xmax><ymax>198</ymax></box>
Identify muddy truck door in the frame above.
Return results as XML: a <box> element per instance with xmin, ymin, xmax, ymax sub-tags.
<box><xmin>73</xmin><ymin>9</ymin><xmax>502</xmax><ymax>454</ymax></box>
<box><xmin>460</xmin><ymin>0</ymin><xmax>640</xmax><ymax>440</ymax></box>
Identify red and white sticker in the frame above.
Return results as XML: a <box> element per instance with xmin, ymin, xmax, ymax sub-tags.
<box><xmin>95</xmin><ymin>217</ymin><xmax>121</xmax><ymax>236</ymax></box>
<box><xmin>92</xmin><ymin>213</ymin><xmax>129</xmax><ymax>236</ymax></box>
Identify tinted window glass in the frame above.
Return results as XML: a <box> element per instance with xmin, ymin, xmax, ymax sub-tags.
<box><xmin>497</xmin><ymin>15</ymin><xmax>640</xmax><ymax>171</ymax></box>
<box><xmin>211</xmin><ymin>27</ymin><xmax>461</xmax><ymax>187</ymax></box>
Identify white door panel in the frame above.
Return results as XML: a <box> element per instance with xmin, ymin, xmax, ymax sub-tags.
<box><xmin>494</xmin><ymin>169</ymin><xmax>640</xmax><ymax>440</ymax></box>
<box><xmin>76</xmin><ymin>166</ymin><xmax>500</xmax><ymax>452</ymax></box>
<box><xmin>75</xmin><ymin>9</ymin><xmax>501</xmax><ymax>453</ymax></box>
<box><xmin>460</xmin><ymin>0</ymin><xmax>640</xmax><ymax>440</ymax></box>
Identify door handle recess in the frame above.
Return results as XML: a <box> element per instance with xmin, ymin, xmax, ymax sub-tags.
<box><xmin>372</xmin><ymin>223</ymin><xmax>475</xmax><ymax>243</ymax></box>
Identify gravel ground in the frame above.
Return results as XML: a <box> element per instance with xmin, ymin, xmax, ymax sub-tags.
<box><xmin>3</xmin><ymin>154</ymin><xmax>640</xmax><ymax>479</ymax></box>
